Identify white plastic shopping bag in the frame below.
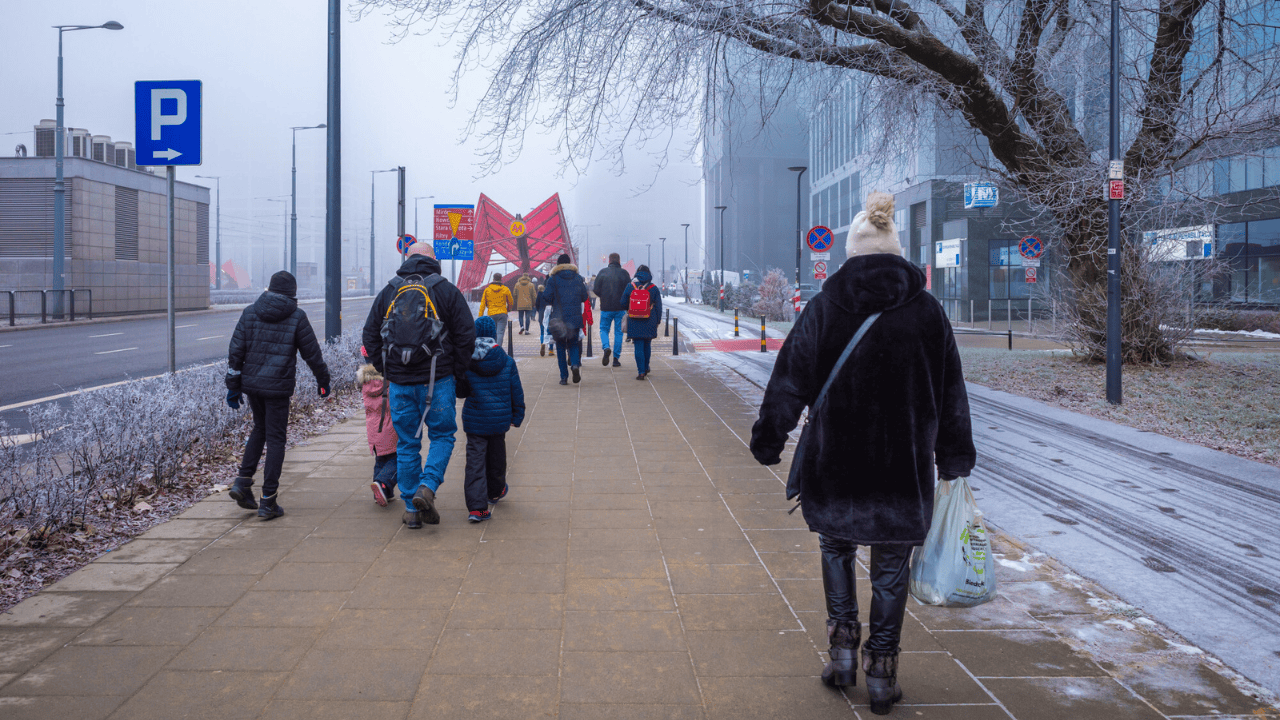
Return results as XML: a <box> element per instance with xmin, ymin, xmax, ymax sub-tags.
<box><xmin>909</xmin><ymin>477</ymin><xmax>997</xmax><ymax>607</ymax></box>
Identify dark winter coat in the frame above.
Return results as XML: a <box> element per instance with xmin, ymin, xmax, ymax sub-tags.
<box><xmin>749</xmin><ymin>254</ymin><xmax>975</xmax><ymax>545</ymax></box>
<box><xmin>593</xmin><ymin>262</ymin><xmax>632</xmax><ymax>312</ymax></box>
<box><xmin>226</xmin><ymin>291</ymin><xmax>330</xmax><ymax>399</ymax></box>
<box><xmin>462</xmin><ymin>341</ymin><xmax>526</xmax><ymax>436</ymax></box>
<box><xmin>361</xmin><ymin>255</ymin><xmax>476</xmax><ymax>386</ymax></box>
<box><xmin>538</xmin><ymin>263</ymin><xmax>589</xmax><ymax>331</ymax></box>
<box><xmin>621</xmin><ymin>268</ymin><xmax>663</xmax><ymax>340</ymax></box>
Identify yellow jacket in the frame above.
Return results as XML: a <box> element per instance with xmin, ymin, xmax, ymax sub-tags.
<box><xmin>480</xmin><ymin>282</ymin><xmax>514</xmax><ymax>316</ymax></box>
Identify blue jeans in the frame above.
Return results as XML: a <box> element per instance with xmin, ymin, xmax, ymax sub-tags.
<box><xmin>556</xmin><ymin>333</ymin><xmax>582</xmax><ymax>379</ymax></box>
<box><xmin>599</xmin><ymin>311</ymin><xmax>626</xmax><ymax>352</ymax></box>
<box><xmin>633</xmin><ymin>338</ymin><xmax>652</xmax><ymax>374</ymax></box>
<box><xmin>389</xmin><ymin>376</ymin><xmax>457</xmax><ymax>511</ymax></box>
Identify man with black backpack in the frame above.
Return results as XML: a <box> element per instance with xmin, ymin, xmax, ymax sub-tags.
<box><xmin>362</xmin><ymin>243</ymin><xmax>476</xmax><ymax>529</ymax></box>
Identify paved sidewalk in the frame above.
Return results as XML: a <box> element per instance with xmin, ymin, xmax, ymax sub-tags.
<box><xmin>0</xmin><ymin>352</ymin><xmax>1273</xmax><ymax>718</ymax></box>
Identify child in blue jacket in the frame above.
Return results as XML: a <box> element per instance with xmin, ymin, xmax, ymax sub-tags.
<box><xmin>462</xmin><ymin>316</ymin><xmax>526</xmax><ymax>522</ymax></box>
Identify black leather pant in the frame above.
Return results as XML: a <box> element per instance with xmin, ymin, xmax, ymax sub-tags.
<box><xmin>819</xmin><ymin>536</ymin><xmax>913</xmax><ymax>654</ymax></box>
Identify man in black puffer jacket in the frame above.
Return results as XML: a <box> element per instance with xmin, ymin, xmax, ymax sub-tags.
<box><xmin>225</xmin><ymin>271</ymin><xmax>331</xmax><ymax>520</ymax></box>
<box><xmin>592</xmin><ymin>253</ymin><xmax>630</xmax><ymax>367</ymax></box>
<box><xmin>361</xmin><ymin>244</ymin><xmax>476</xmax><ymax>528</ymax></box>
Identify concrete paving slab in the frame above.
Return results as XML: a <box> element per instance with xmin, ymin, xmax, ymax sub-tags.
<box><xmin>260</xmin><ymin>699</ymin><xmax>410</xmax><ymax>720</ymax></box>
<box><xmin>126</xmin><ymin>573</ymin><xmax>257</xmax><ymax>608</ymax></box>
<box><xmin>95</xmin><ymin>539</ymin><xmax>208</xmax><ymax>564</ymax></box>
<box><xmin>215</xmin><ymin>591</ymin><xmax>348</xmax><ymax>627</ymax></box>
<box><xmin>408</xmin><ymin>675</ymin><xmax>559</xmax><ymax>719</ymax></box>
<box><xmin>428</xmin><ymin>628</ymin><xmax>561</xmax><ymax>676</ymax></box>
<box><xmin>137</xmin><ymin>519</ymin><xmax>238</xmax><ymax>540</ymax></box>
<box><xmin>0</xmin><ymin>628</ymin><xmax>81</xmax><ymax>673</ymax></box>
<box><xmin>166</xmin><ymin>626</ymin><xmax>322</xmax><ymax>671</ymax></box>
<box><xmin>0</xmin><ymin>644</ymin><xmax>178</xmax><ymax>696</ymax></box>
<box><xmin>560</xmin><ymin>651</ymin><xmax>702</xmax><ymax>704</ymax></box>
<box><xmin>0</xmin><ymin>695</ymin><xmax>123</xmax><ymax>720</ymax></box>
<box><xmin>71</xmin><ymin>606</ymin><xmax>221</xmax><ymax>646</ymax></box>
<box><xmin>0</xmin><ymin>591</ymin><xmax>134</xmax><ymax>627</ymax></box>
<box><xmin>982</xmin><ymin>676</ymin><xmax>1166</xmax><ymax>719</ymax></box>
<box><xmin>275</xmin><ymin>648</ymin><xmax>427</xmax><ymax>701</ymax></box>
<box><xmin>45</xmin><ymin>562</ymin><xmax>177</xmax><ymax>593</ymax></box>
<box><xmin>108</xmin><ymin>670</ymin><xmax>286</xmax><ymax>720</ymax></box>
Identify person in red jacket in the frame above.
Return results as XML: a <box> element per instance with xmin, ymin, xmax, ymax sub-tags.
<box><xmin>357</xmin><ymin>348</ymin><xmax>399</xmax><ymax>506</ymax></box>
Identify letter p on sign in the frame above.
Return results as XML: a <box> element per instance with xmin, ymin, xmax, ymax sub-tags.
<box><xmin>150</xmin><ymin>88</ymin><xmax>187</xmax><ymax>140</ymax></box>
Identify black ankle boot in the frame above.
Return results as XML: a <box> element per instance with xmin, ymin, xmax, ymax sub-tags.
<box><xmin>862</xmin><ymin>648</ymin><xmax>902</xmax><ymax>715</ymax></box>
<box><xmin>821</xmin><ymin>619</ymin><xmax>859</xmax><ymax>688</ymax></box>
<box><xmin>228</xmin><ymin>478</ymin><xmax>258</xmax><ymax>510</ymax></box>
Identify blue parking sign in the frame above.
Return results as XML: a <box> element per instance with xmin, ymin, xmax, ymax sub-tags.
<box><xmin>135</xmin><ymin>80</ymin><xmax>202</xmax><ymax>166</ymax></box>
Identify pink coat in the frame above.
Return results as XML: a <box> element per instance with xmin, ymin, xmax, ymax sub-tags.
<box><xmin>357</xmin><ymin>365</ymin><xmax>399</xmax><ymax>456</ymax></box>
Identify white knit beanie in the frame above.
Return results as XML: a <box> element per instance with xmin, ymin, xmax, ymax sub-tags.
<box><xmin>845</xmin><ymin>192</ymin><xmax>902</xmax><ymax>257</ymax></box>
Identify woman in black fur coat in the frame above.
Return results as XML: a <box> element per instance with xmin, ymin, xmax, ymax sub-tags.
<box><xmin>750</xmin><ymin>192</ymin><xmax>975</xmax><ymax>714</ymax></box>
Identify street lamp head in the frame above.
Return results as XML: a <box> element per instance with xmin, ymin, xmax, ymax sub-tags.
<box><xmin>101</xmin><ymin>21</ymin><xmax>124</xmax><ymax>30</ymax></box>
<box><xmin>714</xmin><ymin>205</ymin><xmax>727</xmax><ymax>211</ymax></box>
<box><xmin>788</xmin><ymin>166</ymin><xmax>807</xmax><ymax>172</ymax></box>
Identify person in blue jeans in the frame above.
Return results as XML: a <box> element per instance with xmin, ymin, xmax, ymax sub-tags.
<box><xmin>539</xmin><ymin>253</ymin><xmax>589</xmax><ymax>385</ymax></box>
<box><xmin>621</xmin><ymin>264</ymin><xmax>662</xmax><ymax>380</ymax></box>
<box><xmin>361</xmin><ymin>243</ymin><xmax>476</xmax><ymax>529</ymax></box>
<box><xmin>593</xmin><ymin>253</ymin><xmax>631</xmax><ymax>368</ymax></box>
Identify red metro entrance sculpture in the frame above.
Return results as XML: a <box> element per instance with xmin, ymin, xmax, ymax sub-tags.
<box><xmin>455</xmin><ymin>193</ymin><xmax>576</xmax><ymax>291</ymax></box>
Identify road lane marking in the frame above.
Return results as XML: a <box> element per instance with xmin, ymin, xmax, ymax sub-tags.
<box><xmin>0</xmin><ymin>361</ymin><xmax>221</xmax><ymax>413</ymax></box>
<box><xmin>89</xmin><ymin>332</ymin><xmax>123</xmax><ymax>338</ymax></box>
<box><xmin>0</xmin><ymin>344</ymin><xmax>10</xmax><ymax>349</ymax></box>
<box><xmin>197</xmin><ymin>335</ymin><xmax>223</xmax><ymax>341</ymax></box>
<box><xmin>176</xmin><ymin>324</ymin><xmax>197</xmax><ymax>329</ymax></box>
<box><xmin>93</xmin><ymin>347</ymin><xmax>138</xmax><ymax>355</ymax></box>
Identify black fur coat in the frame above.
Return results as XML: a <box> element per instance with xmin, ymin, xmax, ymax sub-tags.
<box><xmin>749</xmin><ymin>254</ymin><xmax>976</xmax><ymax>544</ymax></box>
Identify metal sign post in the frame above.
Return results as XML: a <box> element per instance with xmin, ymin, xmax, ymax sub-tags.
<box><xmin>135</xmin><ymin>80</ymin><xmax>202</xmax><ymax>374</ymax></box>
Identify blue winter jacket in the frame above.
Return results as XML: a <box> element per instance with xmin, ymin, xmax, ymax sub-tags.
<box><xmin>462</xmin><ymin>341</ymin><xmax>526</xmax><ymax>436</ymax></box>
<box><xmin>621</xmin><ymin>268</ymin><xmax>663</xmax><ymax>340</ymax></box>
<box><xmin>538</xmin><ymin>263</ymin><xmax>589</xmax><ymax>330</ymax></box>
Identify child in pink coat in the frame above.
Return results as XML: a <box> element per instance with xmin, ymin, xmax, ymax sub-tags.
<box><xmin>357</xmin><ymin>354</ymin><xmax>399</xmax><ymax>506</ymax></box>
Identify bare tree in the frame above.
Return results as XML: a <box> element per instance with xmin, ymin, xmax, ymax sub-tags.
<box><xmin>357</xmin><ymin>0</ymin><xmax>1280</xmax><ymax>361</ymax></box>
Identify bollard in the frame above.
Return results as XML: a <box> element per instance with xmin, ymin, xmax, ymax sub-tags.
<box><xmin>6</xmin><ymin>291</ymin><xmax>13</xmax><ymax>327</ymax></box>
<box><xmin>69</xmin><ymin>291</ymin><xmax>76</xmax><ymax>322</ymax></box>
<box><xmin>1007</xmin><ymin>329</ymin><xmax>1013</xmax><ymax>351</ymax></box>
<box><xmin>40</xmin><ymin>291</ymin><xmax>47</xmax><ymax>324</ymax></box>
<box><xmin>987</xmin><ymin>299</ymin><xmax>992</xmax><ymax>331</ymax></box>
<box><xmin>507</xmin><ymin>317</ymin><xmax>514</xmax><ymax>356</ymax></box>
<box><xmin>760</xmin><ymin>316</ymin><xmax>767</xmax><ymax>353</ymax></box>
<box><xmin>734</xmin><ymin>308</ymin><xmax>740</xmax><ymax>337</ymax></box>
<box><xmin>665</xmin><ymin>309</ymin><xmax>670</xmax><ymax>337</ymax></box>
<box><xmin>969</xmin><ymin>299</ymin><xmax>974</xmax><ymax>327</ymax></box>
<box><xmin>672</xmin><ymin>317</ymin><xmax>679</xmax><ymax>355</ymax></box>
<box><xmin>1007</xmin><ymin>298</ymin><xmax>1012</xmax><ymax>333</ymax></box>
<box><xmin>586</xmin><ymin>321</ymin><xmax>594</xmax><ymax>358</ymax></box>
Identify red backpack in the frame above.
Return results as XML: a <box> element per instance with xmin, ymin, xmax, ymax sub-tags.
<box><xmin>627</xmin><ymin>281</ymin><xmax>653</xmax><ymax>319</ymax></box>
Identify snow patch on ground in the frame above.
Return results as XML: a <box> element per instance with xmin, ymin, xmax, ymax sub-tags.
<box><xmin>996</xmin><ymin>554</ymin><xmax>1043</xmax><ymax>573</ymax></box>
<box><xmin>1193</xmin><ymin>327</ymin><xmax>1280</xmax><ymax>339</ymax></box>
<box><xmin>1171</xmin><ymin>642</ymin><xmax>1206</xmax><ymax>655</ymax></box>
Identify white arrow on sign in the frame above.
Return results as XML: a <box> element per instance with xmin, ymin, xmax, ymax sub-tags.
<box><xmin>152</xmin><ymin>148</ymin><xmax>183</xmax><ymax>160</ymax></box>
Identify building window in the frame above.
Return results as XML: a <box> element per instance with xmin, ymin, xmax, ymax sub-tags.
<box><xmin>114</xmin><ymin>187</ymin><xmax>139</xmax><ymax>261</ymax></box>
<box><xmin>196</xmin><ymin>202</ymin><xmax>210</xmax><ymax>265</ymax></box>
<box><xmin>989</xmin><ymin>239</ymin><xmax>1029</xmax><ymax>299</ymax></box>
<box><xmin>1219</xmin><ymin>217</ymin><xmax>1280</xmax><ymax>302</ymax></box>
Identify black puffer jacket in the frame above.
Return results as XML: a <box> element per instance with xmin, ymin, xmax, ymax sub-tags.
<box><xmin>361</xmin><ymin>255</ymin><xmax>475</xmax><ymax>385</ymax></box>
<box><xmin>593</xmin><ymin>262</ymin><xmax>631</xmax><ymax>312</ymax></box>
<box><xmin>749</xmin><ymin>254</ymin><xmax>975</xmax><ymax>544</ymax></box>
<box><xmin>226</xmin><ymin>291</ymin><xmax>330</xmax><ymax>399</ymax></box>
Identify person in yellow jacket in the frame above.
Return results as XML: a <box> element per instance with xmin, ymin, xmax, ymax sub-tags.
<box><xmin>513</xmin><ymin>273</ymin><xmax>537</xmax><ymax>335</ymax></box>
<box><xmin>479</xmin><ymin>273</ymin><xmax>515</xmax><ymax>345</ymax></box>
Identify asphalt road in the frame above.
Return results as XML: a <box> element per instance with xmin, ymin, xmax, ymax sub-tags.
<box><xmin>672</xmin><ymin>300</ymin><xmax>1280</xmax><ymax>696</ymax></box>
<box><xmin>0</xmin><ymin>296</ymin><xmax>375</xmax><ymax>434</ymax></box>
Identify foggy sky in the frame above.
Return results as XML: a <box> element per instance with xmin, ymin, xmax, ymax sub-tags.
<box><xmin>1</xmin><ymin>0</ymin><xmax>704</xmax><ymax>287</ymax></box>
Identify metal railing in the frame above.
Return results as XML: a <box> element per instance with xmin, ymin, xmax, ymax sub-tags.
<box><xmin>3</xmin><ymin>289</ymin><xmax>92</xmax><ymax>326</ymax></box>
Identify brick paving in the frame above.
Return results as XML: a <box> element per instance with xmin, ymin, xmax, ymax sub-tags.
<box><xmin>0</xmin><ymin>342</ymin><xmax>1273</xmax><ymax>719</ymax></box>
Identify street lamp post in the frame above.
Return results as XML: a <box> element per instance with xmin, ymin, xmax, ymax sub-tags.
<box><xmin>290</xmin><ymin>124</ymin><xmax>326</xmax><ymax>278</ymax></box>
<box><xmin>660</xmin><ymin>238</ymin><xmax>666</xmax><ymax>295</ymax></box>
<box><xmin>681</xmin><ymin>223</ymin><xmax>690</xmax><ymax>296</ymax></box>
<box><xmin>414</xmin><ymin>195</ymin><xmax>434</xmax><ymax>238</ymax></box>
<box><xmin>788</xmin><ymin>166</ymin><xmax>807</xmax><ymax>319</ymax></box>
<box><xmin>645</xmin><ymin>243</ymin><xmax>651</xmax><ymax>271</ymax></box>
<box><xmin>194</xmin><ymin>175</ymin><xmax>220</xmax><ymax>288</ymax></box>
<box><xmin>52</xmin><ymin>21</ymin><xmax>123</xmax><ymax>317</ymax></box>
<box><xmin>324</xmin><ymin>0</ymin><xmax>342</xmax><ymax>342</ymax></box>
<box><xmin>1106</xmin><ymin>0</ymin><xmax>1122</xmax><ymax>404</ymax></box>
<box><xmin>369</xmin><ymin>168</ymin><xmax>396</xmax><ymax>292</ymax></box>
<box><xmin>714</xmin><ymin>206</ymin><xmax>727</xmax><ymax>311</ymax></box>
<box><xmin>260</xmin><ymin>198</ymin><xmax>288</xmax><ymax>278</ymax></box>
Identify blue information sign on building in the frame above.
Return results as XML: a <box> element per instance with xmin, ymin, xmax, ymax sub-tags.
<box><xmin>134</xmin><ymin>80</ymin><xmax>202</xmax><ymax>166</ymax></box>
<box><xmin>963</xmin><ymin>181</ymin><xmax>998</xmax><ymax>209</ymax></box>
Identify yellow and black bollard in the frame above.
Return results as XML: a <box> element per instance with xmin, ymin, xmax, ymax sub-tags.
<box><xmin>734</xmin><ymin>308</ymin><xmax>740</xmax><ymax>337</ymax></box>
<box><xmin>760</xmin><ymin>316</ymin><xmax>767</xmax><ymax>353</ymax></box>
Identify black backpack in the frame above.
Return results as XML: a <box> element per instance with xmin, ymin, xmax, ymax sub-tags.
<box><xmin>380</xmin><ymin>273</ymin><xmax>448</xmax><ymax>433</ymax></box>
